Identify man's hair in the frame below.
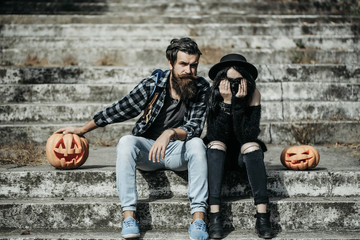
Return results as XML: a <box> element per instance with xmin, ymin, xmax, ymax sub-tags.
<box><xmin>166</xmin><ymin>37</ymin><xmax>202</xmax><ymax>66</ymax></box>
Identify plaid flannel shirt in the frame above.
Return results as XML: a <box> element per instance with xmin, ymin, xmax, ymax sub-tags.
<box><xmin>93</xmin><ymin>70</ymin><xmax>210</xmax><ymax>140</ymax></box>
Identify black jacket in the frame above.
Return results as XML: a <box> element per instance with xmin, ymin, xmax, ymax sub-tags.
<box><xmin>205</xmin><ymin>96</ymin><xmax>267</xmax><ymax>153</ymax></box>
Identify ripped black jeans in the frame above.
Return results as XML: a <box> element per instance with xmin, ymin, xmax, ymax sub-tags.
<box><xmin>207</xmin><ymin>148</ymin><xmax>269</xmax><ymax>206</ymax></box>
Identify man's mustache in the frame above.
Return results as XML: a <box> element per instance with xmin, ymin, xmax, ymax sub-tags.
<box><xmin>179</xmin><ymin>75</ymin><xmax>197</xmax><ymax>80</ymax></box>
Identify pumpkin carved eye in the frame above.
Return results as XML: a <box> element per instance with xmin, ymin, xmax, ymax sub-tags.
<box><xmin>280</xmin><ymin>145</ymin><xmax>320</xmax><ymax>171</ymax></box>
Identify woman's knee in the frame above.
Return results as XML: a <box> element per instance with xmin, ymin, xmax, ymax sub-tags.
<box><xmin>207</xmin><ymin>140</ymin><xmax>227</xmax><ymax>152</ymax></box>
<box><xmin>241</xmin><ymin>142</ymin><xmax>260</xmax><ymax>154</ymax></box>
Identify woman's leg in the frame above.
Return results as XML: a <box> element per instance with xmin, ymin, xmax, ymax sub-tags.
<box><xmin>207</xmin><ymin>140</ymin><xmax>227</xmax><ymax>210</ymax></box>
<box><xmin>240</xmin><ymin>142</ymin><xmax>274</xmax><ymax>239</ymax></box>
<box><xmin>240</xmin><ymin>142</ymin><xmax>269</xmax><ymax>209</ymax></box>
<box><xmin>207</xmin><ymin>141</ymin><xmax>227</xmax><ymax>239</ymax></box>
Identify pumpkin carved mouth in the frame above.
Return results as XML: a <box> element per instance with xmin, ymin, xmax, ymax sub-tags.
<box><xmin>286</xmin><ymin>150</ymin><xmax>313</xmax><ymax>164</ymax></box>
<box><xmin>54</xmin><ymin>138</ymin><xmax>84</xmax><ymax>162</ymax></box>
<box><xmin>286</xmin><ymin>157</ymin><xmax>313</xmax><ymax>165</ymax></box>
<box><xmin>280</xmin><ymin>145</ymin><xmax>320</xmax><ymax>170</ymax></box>
<box><xmin>54</xmin><ymin>151</ymin><xmax>84</xmax><ymax>162</ymax></box>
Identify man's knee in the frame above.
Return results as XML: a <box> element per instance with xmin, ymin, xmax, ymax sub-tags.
<box><xmin>241</xmin><ymin>142</ymin><xmax>260</xmax><ymax>154</ymax></box>
<box><xmin>186</xmin><ymin>137</ymin><xmax>207</xmax><ymax>162</ymax></box>
<box><xmin>117</xmin><ymin>135</ymin><xmax>140</xmax><ymax>161</ymax></box>
<box><xmin>188</xmin><ymin>137</ymin><xmax>204</xmax><ymax>145</ymax></box>
<box><xmin>187</xmin><ymin>137</ymin><xmax>206</xmax><ymax>152</ymax></box>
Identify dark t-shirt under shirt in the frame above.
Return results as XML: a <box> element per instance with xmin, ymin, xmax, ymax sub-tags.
<box><xmin>141</xmin><ymin>89</ymin><xmax>186</xmax><ymax>140</ymax></box>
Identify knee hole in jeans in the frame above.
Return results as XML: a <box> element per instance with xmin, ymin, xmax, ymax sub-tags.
<box><xmin>208</xmin><ymin>141</ymin><xmax>227</xmax><ymax>152</ymax></box>
<box><xmin>241</xmin><ymin>142</ymin><xmax>260</xmax><ymax>154</ymax></box>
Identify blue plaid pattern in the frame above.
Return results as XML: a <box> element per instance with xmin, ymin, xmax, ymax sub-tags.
<box><xmin>93</xmin><ymin>70</ymin><xmax>210</xmax><ymax>140</ymax></box>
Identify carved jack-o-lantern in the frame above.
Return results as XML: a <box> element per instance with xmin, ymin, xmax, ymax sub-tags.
<box><xmin>280</xmin><ymin>145</ymin><xmax>320</xmax><ymax>171</ymax></box>
<box><xmin>46</xmin><ymin>133</ymin><xmax>89</xmax><ymax>169</ymax></box>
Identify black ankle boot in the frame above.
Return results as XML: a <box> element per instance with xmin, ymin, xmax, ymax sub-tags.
<box><xmin>255</xmin><ymin>212</ymin><xmax>274</xmax><ymax>239</ymax></box>
<box><xmin>208</xmin><ymin>212</ymin><xmax>223</xmax><ymax>239</ymax></box>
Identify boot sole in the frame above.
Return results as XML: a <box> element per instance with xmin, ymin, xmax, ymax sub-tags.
<box><xmin>256</xmin><ymin>229</ymin><xmax>274</xmax><ymax>239</ymax></box>
<box><xmin>209</xmin><ymin>233</ymin><xmax>224</xmax><ymax>239</ymax></box>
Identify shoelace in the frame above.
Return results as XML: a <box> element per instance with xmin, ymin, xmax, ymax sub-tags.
<box><xmin>192</xmin><ymin>220</ymin><xmax>206</xmax><ymax>231</ymax></box>
<box><xmin>124</xmin><ymin>219</ymin><xmax>137</xmax><ymax>228</ymax></box>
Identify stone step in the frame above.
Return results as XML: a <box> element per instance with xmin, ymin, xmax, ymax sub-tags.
<box><xmin>1</xmin><ymin>81</ymin><xmax>358</xmax><ymax>103</ymax></box>
<box><xmin>1</xmin><ymin>229</ymin><xmax>360</xmax><ymax>240</ymax></box>
<box><xmin>1</xmin><ymin>196</ymin><xmax>358</xmax><ymax>231</ymax></box>
<box><xmin>0</xmin><ymin>120</ymin><xmax>358</xmax><ymax>145</ymax></box>
<box><xmin>1</xmin><ymin>101</ymin><xmax>358</xmax><ymax>123</ymax></box>
<box><xmin>1</xmin><ymin>35</ymin><xmax>358</xmax><ymax>51</ymax></box>
<box><xmin>1</xmin><ymin>65</ymin><xmax>358</xmax><ymax>85</ymax></box>
<box><xmin>1</xmin><ymin>23</ymin><xmax>356</xmax><ymax>37</ymax></box>
<box><xmin>0</xmin><ymin>14</ymin><xmax>357</xmax><ymax>24</ymax></box>
<box><xmin>1</xmin><ymin>145</ymin><xmax>359</xmax><ymax>200</ymax></box>
<box><xmin>2</xmin><ymin>48</ymin><xmax>358</xmax><ymax>66</ymax></box>
<box><xmin>0</xmin><ymin>0</ymin><xmax>356</xmax><ymax>15</ymax></box>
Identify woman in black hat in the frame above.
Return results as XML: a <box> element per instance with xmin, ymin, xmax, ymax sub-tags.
<box><xmin>204</xmin><ymin>54</ymin><xmax>274</xmax><ymax>239</ymax></box>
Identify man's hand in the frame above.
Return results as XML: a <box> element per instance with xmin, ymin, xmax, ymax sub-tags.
<box><xmin>55</xmin><ymin>126</ymin><xmax>84</xmax><ymax>135</ymax></box>
<box><xmin>149</xmin><ymin>129</ymin><xmax>173</xmax><ymax>163</ymax></box>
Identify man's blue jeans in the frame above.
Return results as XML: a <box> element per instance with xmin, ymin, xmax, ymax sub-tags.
<box><xmin>116</xmin><ymin>135</ymin><xmax>208</xmax><ymax>214</ymax></box>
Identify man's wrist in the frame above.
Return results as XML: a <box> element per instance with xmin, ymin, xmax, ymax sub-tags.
<box><xmin>169</xmin><ymin>128</ymin><xmax>178</xmax><ymax>141</ymax></box>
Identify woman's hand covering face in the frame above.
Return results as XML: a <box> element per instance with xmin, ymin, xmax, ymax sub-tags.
<box><xmin>219</xmin><ymin>79</ymin><xmax>232</xmax><ymax>104</ymax></box>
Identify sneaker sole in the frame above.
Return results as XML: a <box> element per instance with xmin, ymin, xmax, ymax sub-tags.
<box><xmin>122</xmin><ymin>233</ymin><xmax>141</xmax><ymax>239</ymax></box>
<box><xmin>190</xmin><ymin>236</ymin><xmax>209</xmax><ymax>240</ymax></box>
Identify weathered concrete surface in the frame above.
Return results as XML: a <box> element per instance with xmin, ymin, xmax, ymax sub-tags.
<box><xmin>1</xmin><ymin>145</ymin><xmax>359</xmax><ymax>200</ymax></box>
<box><xmin>1</xmin><ymin>101</ymin><xmax>358</xmax><ymax>122</ymax></box>
<box><xmin>0</xmin><ymin>120</ymin><xmax>358</xmax><ymax>145</ymax></box>
<box><xmin>13</xmin><ymin>22</ymin><xmax>352</xmax><ymax>36</ymax></box>
<box><xmin>0</xmin><ymin>82</ymin><xmax>358</xmax><ymax>103</ymax></box>
<box><xmin>1</xmin><ymin>65</ymin><xmax>358</xmax><ymax>84</ymax></box>
<box><xmin>1</xmin><ymin>36</ymin><xmax>359</xmax><ymax>51</ymax></box>
<box><xmin>0</xmin><ymin>0</ymin><xmax>356</xmax><ymax>15</ymax></box>
<box><xmin>0</xmin><ymin>229</ymin><xmax>359</xmax><ymax>240</ymax></box>
<box><xmin>2</xmin><ymin>48</ymin><xmax>359</xmax><ymax>66</ymax></box>
<box><xmin>0</xmin><ymin>196</ymin><xmax>359</xmax><ymax>231</ymax></box>
<box><xmin>1</xmin><ymin>14</ymin><xmax>358</xmax><ymax>25</ymax></box>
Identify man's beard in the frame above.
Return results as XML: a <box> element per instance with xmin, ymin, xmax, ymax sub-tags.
<box><xmin>171</xmin><ymin>70</ymin><xmax>197</xmax><ymax>101</ymax></box>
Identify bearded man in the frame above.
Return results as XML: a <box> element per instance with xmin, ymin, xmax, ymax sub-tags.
<box><xmin>57</xmin><ymin>38</ymin><xmax>210</xmax><ymax>240</ymax></box>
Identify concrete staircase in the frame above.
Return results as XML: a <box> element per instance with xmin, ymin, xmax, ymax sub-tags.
<box><xmin>1</xmin><ymin>145</ymin><xmax>360</xmax><ymax>239</ymax></box>
<box><xmin>0</xmin><ymin>0</ymin><xmax>359</xmax><ymax>239</ymax></box>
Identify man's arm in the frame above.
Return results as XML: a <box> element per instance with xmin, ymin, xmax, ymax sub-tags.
<box><xmin>93</xmin><ymin>77</ymin><xmax>152</xmax><ymax>127</ymax></box>
<box><xmin>55</xmin><ymin>119</ymin><xmax>98</xmax><ymax>135</ymax></box>
<box><xmin>55</xmin><ymin>75</ymin><xmax>156</xmax><ymax>135</ymax></box>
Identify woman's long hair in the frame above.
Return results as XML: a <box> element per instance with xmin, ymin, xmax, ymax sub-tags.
<box><xmin>207</xmin><ymin>65</ymin><xmax>256</xmax><ymax>121</ymax></box>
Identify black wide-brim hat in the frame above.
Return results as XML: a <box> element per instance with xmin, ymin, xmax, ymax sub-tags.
<box><xmin>208</xmin><ymin>53</ymin><xmax>258</xmax><ymax>80</ymax></box>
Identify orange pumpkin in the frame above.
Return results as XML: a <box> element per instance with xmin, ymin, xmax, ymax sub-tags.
<box><xmin>46</xmin><ymin>133</ymin><xmax>89</xmax><ymax>169</ymax></box>
<box><xmin>280</xmin><ymin>145</ymin><xmax>320</xmax><ymax>170</ymax></box>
